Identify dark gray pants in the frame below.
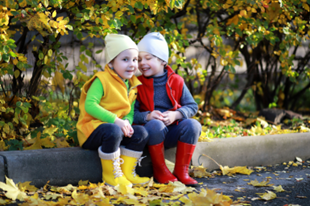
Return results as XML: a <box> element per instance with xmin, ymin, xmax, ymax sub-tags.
<box><xmin>144</xmin><ymin>118</ymin><xmax>201</xmax><ymax>148</ymax></box>
<box><xmin>82</xmin><ymin>123</ymin><xmax>149</xmax><ymax>153</ymax></box>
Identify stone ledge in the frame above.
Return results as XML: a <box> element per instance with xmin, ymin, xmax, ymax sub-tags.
<box><xmin>192</xmin><ymin>132</ymin><xmax>310</xmax><ymax>170</ymax></box>
<box><xmin>0</xmin><ymin>133</ymin><xmax>309</xmax><ymax>187</ymax></box>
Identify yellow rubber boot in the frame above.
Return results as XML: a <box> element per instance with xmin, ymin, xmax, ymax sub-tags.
<box><xmin>98</xmin><ymin>147</ymin><xmax>132</xmax><ymax>187</ymax></box>
<box><xmin>120</xmin><ymin>147</ymin><xmax>150</xmax><ymax>185</ymax></box>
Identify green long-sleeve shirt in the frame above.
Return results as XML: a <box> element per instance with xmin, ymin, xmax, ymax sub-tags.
<box><xmin>84</xmin><ymin>78</ymin><xmax>135</xmax><ymax>124</ymax></box>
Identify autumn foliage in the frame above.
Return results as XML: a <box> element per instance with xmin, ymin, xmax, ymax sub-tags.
<box><xmin>0</xmin><ymin>0</ymin><xmax>310</xmax><ymax>150</ymax></box>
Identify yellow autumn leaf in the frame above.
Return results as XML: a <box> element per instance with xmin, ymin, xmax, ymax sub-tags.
<box><xmin>266</xmin><ymin>2</ymin><xmax>281</xmax><ymax>22</ymax></box>
<box><xmin>27</xmin><ymin>13</ymin><xmax>52</xmax><ymax>36</ymax></box>
<box><xmin>179</xmin><ymin>196</ymin><xmax>192</xmax><ymax>205</ymax></box>
<box><xmin>71</xmin><ymin>189</ymin><xmax>89</xmax><ymax>205</ymax></box>
<box><xmin>41</xmin><ymin>137</ymin><xmax>55</xmax><ymax>148</ymax></box>
<box><xmin>189</xmin><ymin>165</ymin><xmax>212</xmax><ymax>178</ymax></box>
<box><xmin>248</xmin><ymin>179</ymin><xmax>274</xmax><ymax>187</ymax></box>
<box><xmin>54</xmin><ymin>138</ymin><xmax>70</xmax><ymax>148</ymax></box>
<box><xmin>17</xmin><ymin>181</ymin><xmax>38</xmax><ymax>192</ymax></box>
<box><xmin>132</xmin><ymin>187</ymin><xmax>148</xmax><ymax>197</ymax></box>
<box><xmin>115</xmin><ymin>184</ymin><xmax>135</xmax><ymax>195</ymax></box>
<box><xmin>257</xmin><ymin>190</ymin><xmax>277</xmax><ymax>200</ymax></box>
<box><xmin>19</xmin><ymin>0</ymin><xmax>27</xmax><ymax>7</ymax></box>
<box><xmin>201</xmin><ymin>154</ymin><xmax>253</xmax><ymax>176</ymax></box>
<box><xmin>53</xmin><ymin>184</ymin><xmax>76</xmax><ymax>194</ymax></box>
<box><xmin>43</xmin><ymin>126</ymin><xmax>58</xmax><ymax>139</ymax></box>
<box><xmin>0</xmin><ymin>139</ymin><xmax>9</xmax><ymax>151</ymax></box>
<box><xmin>78</xmin><ymin>180</ymin><xmax>89</xmax><ymax>186</ymax></box>
<box><xmin>0</xmin><ymin>199</ymin><xmax>8</xmax><ymax>205</ymax></box>
<box><xmin>168</xmin><ymin>181</ymin><xmax>196</xmax><ymax>193</ymax></box>
<box><xmin>229</xmin><ymin>73</ymin><xmax>234</xmax><ymax>81</ymax></box>
<box><xmin>52</xmin><ymin>71</ymin><xmax>65</xmax><ymax>94</ymax></box>
<box><xmin>273</xmin><ymin>185</ymin><xmax>285</xmax><ymax>192</ymax></box>
<box><xmin>78</xmin><ymin>61</ymin><xmax>88</xmax><ymax>72</ymax></box>
<box><xmin>220</xmin><ymin>165</ymin><xmax>254</xmax><ymax>176</ymax></box>
<box><xmin>43</xmin><ymin>193</ymin><xmax>63</xmax><ymax>200</ymax></box>
<box><xmin>188</xmin><ymin>188</ymin><xmax>231</xmax><ymax>205</ymax></box>
<box><xmin>13</xmin><ymin>58</ymin><xmax>18</xmax><ymax>65</ymax></box>
<box><xmin>119</xmin><ymin>195</ymin><xmax>140</xmax><ymax>205</ymax></box>
<box><xmin>14</xmin><ymin>70</ymin><xmax>20</xmax><ymax>78</ymax></box>
<box><xmin>0</xmin><ymin>176</ymin><xmax>28</xmax><ymax>201</ymax></box>
<box><xmin>158</xmin><ymin>184</ymin><xmax>175</xmax><ymax>193</ymax></box>
<box><xmin>165</xmin><ymin>159</ymin><xmax>175</xmax><ymax>173</ymax></box>
<box><xmin>303</xmin><ymin>3</ymin><xmax>310</xmax><ymax>12</ymax></box>
<box><xmin>226</xmin><ymin>15</ymin><xmax>239</xmax><ymax>26</ymax></box>
<box><xmin>52</xmin><ymin>10</ymin><xmax>57</xmax><ymax>18</ymax></box>
<box><xmin>24</xmin><ymin>132</ymin><xmax>43</xmax><ymax>150</ymax></box>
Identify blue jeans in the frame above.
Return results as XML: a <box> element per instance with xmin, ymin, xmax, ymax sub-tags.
<box><xmin>144</xmin><ymin>119</ymin><xmax>201</xmax><ymax>148</ymax></box>
<box><xmin>82</xmin><ymin>123</ymin><xmax>149</xmax><ymax>153</ymax></box>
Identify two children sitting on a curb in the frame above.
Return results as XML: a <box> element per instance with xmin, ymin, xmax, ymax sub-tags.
<box><xmin>76</xmin><ymin>32</ymin><xmax>201</xmax><ymax>187</ymax></box>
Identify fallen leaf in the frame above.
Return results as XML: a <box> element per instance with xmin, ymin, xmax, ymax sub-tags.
<box><xmin>296</xmin><ymin>195</ymin><xmax>307</xmax><ymax>199</ymax></box>
<box><xmin>115</xmin><ymin>184</ymin><xmax>135</xmax><ymax>195</ymax></box>
<box><xmin>0</xmin><ymin>176</ymin><xmax>28</xmax><ymax>201</ymax></box>
<box><xmin>220</xmin><ymin>165</ymin><xmax>254</xmax><ymax>176</ymax></box>
<box><xmin>256</xmin><ymin>190</ymin><xmax>277</xmax><ymax>200</ymax></box>
<box><xmin>168</xmin><ymin>181</ymin><xmax>196</xmax><ymax>193</ymax></box>
<box><xmin>165</xmin><ymin>159</ymin><xmax>175</xmax><ymax>173</ymax></box>
<box><xmin>201</xmin><ymin>154</ymin><xmax>253</xmax><ymax>176</ymax></box>
<box><xmin>273</xmin><ymin>185</ymin><xmax>285</xmax><ymax>192</ymax></box>
<box><xmin>248</xmin><ymin>179</ymin><xmax>274</xmax><ymax>187</ymax></box>
<box><xmin>189</xmin><ymin>165</ymin><xmax>212</xmax><ymax>178</ymax></box>
<box><xmin>71</xmin><ymin>189</ymin><xmax>90</xmax><ymax>205</ymax></box>
<box><xmin>17</xmin><ymin>181</ymin><xmax>38</xmax><ymax>192</ymax></box>
<box><xmin>188</xmin><ymin>188</ymin><xmax>232</xmax><ymax>205</ymax></box>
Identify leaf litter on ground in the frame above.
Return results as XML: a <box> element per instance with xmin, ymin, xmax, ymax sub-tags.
<box><xmin>1</xmin><ymin>157</ymin><xmax>309</xmax><ymax>205</ymax></box>
<box><xmin>0</xmin><ymin>176</ymin><xmax>232</xmax><ymax>206</ymax></box>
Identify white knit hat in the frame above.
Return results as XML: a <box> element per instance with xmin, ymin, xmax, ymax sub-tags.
<box><xmin>104</xmin><ymin>34</ymin><xmax>138</xmax><ymax>64</ymax></box>
<box><xmin>138</xmin><ymin>32</ymin><xmax>169</xmax><ymax>62</ymax></box>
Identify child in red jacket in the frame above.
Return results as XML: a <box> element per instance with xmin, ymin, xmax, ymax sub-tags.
<box><xmin>133</xmin><ymin>32</ymin><xmax>202</xmax><ymax>186</ymax></box>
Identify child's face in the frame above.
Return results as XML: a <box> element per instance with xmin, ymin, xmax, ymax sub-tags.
<box><xmin>109</xmin><ymin>48</ymin><xmax>138</xmax><ymax>79</ymax></box>
<box><xmin>138</xmin><ymin>52</ymin><xmax>166</xmax><ymax>77</ymax></box>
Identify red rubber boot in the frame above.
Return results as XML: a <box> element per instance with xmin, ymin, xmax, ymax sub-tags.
<box><xmin>173</xmin><ymin>141</ymin><xmax>198</xmax><ymax>186</ymax></box>
<box><xmin>148</xmin><ymin>142</ymin><xmax>178</xmax><ymax>184</ymax></box>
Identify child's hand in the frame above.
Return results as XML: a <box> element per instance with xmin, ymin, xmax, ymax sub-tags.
<box><xmin>146</xmin><ymin>110</ymin><xmax>164</xmax><ymax>121</ymax></box>
<box><xmin>114</xmin><ymin>118</ymin><xmax>134</xmax><ymax>137</ymax></box>
<box><xmin>162</xmin><ymin>111</ymin><xmax>183</xmax><ymax>126</ymax></box>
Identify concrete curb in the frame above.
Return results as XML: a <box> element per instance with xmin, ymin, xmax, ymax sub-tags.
<box><xmin>0</xmin><ymin>133</ymin><xmax>309</xmax><ymax>187</ymax></box>
<box><xmin>192</xmin><ymin>132</ymin><xmax>310</xmax><ymax>170</ymax></box>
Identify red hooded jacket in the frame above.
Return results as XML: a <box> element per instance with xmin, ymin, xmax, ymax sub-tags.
<box><xmin>137</xmin><ymin>65</ymin><xmax>184</xmax><ymax>112</ymax></box>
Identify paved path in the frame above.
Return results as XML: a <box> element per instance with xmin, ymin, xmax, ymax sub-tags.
<box><xmin>196</xmin><ymin>158</ymin><xmax>310</xmax><ymax>205</ymax></box>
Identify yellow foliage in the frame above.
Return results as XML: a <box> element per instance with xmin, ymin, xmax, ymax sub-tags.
<box><xmin>189</xmin><ymin>165</ymin><xmax>212</xmax><ymax>178</ymax></box>
<box><xmin>0</xmin><ymin>139</ymin><xmax>9</xmax><ymax>151</ymax></box>
<box><xmin>52</xmin><ymin>71</ymin><xmax>65</xmax><ymax>94</ymax></box>
<box><xmin>273</xmin><ymin>185</ymin><xmax>285</xmax><ymax>192</ymax></box>
<box><xmin>220</xmin><ymin>165</ymin><xmax>254</xmax><ymax>176</ymax></box>
<box><xmin>248</xmin><ymin>179</ymin><xmax>274</xmax><ymax>187</ymax></box>
<box><xmin>188</xmin><ymin>188</ymin><xmax>232</xmax><ymax>205</ymax></box>
<box><xmin>266</xmin><ymin>2</ymin><xmax>281</xmax><ymax>22</ymax></box>
<box><xmin>17</xmin><ymin>181</ymin><xmax>38</xmax><ymax>192</ymax></box>
<box><xmin>0</xmin><ymin>176</ymin><xmax>28</xmax><ymax>201</ymax></box>
<box><xmin>54</xmin><ymin>138</ymin><xmax>70</xmax><ymax>148</ymax></box>
<box><xmin>24</xmin><ymin>131</ymin><xmax>55</xmax><ymax>150</ymax></box>
<box><xmin>27</xmin><ymin>13</ymin><xmax>52</xmax><ymax>36</ymax></box>
<box><xmin>256</xmin><ymin>190</ymin><xmax>277</xmax><ymax>200</ymax></box>
<box><xmin>226</xmin><ymin>15</ymin><xmax>239</xmax><ymax>26</ymax></box>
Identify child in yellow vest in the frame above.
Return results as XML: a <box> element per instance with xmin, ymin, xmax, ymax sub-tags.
<box><xmin>76</xmin><ymin>34</ymin><xmax>149</xmax><ymax>187</ymax></box>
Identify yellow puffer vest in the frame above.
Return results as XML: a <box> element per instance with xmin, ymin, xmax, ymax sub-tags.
<box><xmin>76</xmin><ymin>65</ymin><xmax>141</xmax><ymax>146</ymax></box>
